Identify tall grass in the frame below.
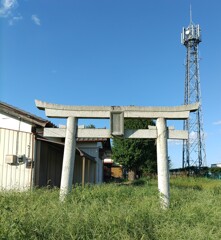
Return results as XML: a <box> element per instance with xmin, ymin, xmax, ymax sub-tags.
<box><xmin>0</xmin><ymin>178</ymin><xmax>221</xmax><ymax>240</ymax></box>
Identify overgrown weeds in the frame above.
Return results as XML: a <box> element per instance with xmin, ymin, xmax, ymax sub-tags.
<box><xmin>0</xmin><ymin>178</ymin><xmax>221</xmax><ymax>239</ymax></box>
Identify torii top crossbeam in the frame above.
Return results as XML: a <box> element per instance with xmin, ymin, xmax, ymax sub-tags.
<box><xmin>35</xmin><ymin>100</ymin><xmax>199</xmax><ymax>120</ymax></box>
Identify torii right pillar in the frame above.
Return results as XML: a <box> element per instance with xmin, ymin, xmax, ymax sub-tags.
<box><xmin>156</xmin><ymin>118</ymin><xmax>170</xmax><ymax>209</ymax></box>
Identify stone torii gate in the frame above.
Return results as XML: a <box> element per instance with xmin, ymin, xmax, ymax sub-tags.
<box><xmin>35</xmin><ymin>100</ymin><xmax>199</xmax><ymax>208</ymax></box>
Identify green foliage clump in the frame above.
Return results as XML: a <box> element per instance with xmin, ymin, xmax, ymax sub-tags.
<box><xmin>0</xmin><ymin>178</ymin><xmax>221</xmax><ymax>240</ymax></box>
<box><xmin>210</xmin><ymin>167</ymin><xmax>221</xmax><ymax>174</ymax></box>
<box><xmin>112</xmin><ymin>119</ymin><xmax>157</xmax><ymax>175</ymax></box>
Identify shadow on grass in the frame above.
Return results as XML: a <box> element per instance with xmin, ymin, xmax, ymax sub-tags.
<box><xmin>113</xmin><ymin>178</ymin><xmax>151</xmax><ymax>187</ymax></box>
<box><xmin>170</xmin><ymin>183</ymin><xmax>203</xmax><ymax>191</ymax></box>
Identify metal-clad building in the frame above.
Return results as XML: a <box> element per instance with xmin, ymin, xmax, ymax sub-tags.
<box><xmin>0</xmin><ymin>102</ymin><xmax>109</xmax><ymax>190</ymax></box>
<box><xmin>0</xmin><ymin>101</ymin><xmax>55</xmax><ymax>190</ymax></box>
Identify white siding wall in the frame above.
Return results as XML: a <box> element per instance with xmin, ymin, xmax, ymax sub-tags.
<box><xmin>0</xmin><ymin>113</ymin><xmax>32</xmax><ymax>133</ymax></box>
<box><xmin>0</xmin><ymin>128</ymin><xmax>33</xmax><ymax>190</ymax></box>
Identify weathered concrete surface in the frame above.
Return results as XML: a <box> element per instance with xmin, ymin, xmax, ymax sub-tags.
<box><xmin>156</xmin><ymin>118</ymin><xmax>170</xmax><ymax>209</ymax></box>
<box><xmin>43</xmin><ymin>128</ymin><xmax>188</xmax><ymax>140</ymax></box>
<box><xmin>60</xmin><ymin>117</ymin><xmax>77</xmax><ymax>201</ymax></box>
<box><xmin>35</xmin><ymin>100</ymin><xmax>199</xmax><ymax>120</ymax></box>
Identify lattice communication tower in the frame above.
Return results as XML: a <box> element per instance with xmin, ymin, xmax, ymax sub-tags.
<box><xmin>181</xmin><ymin>12</ymin><xmax>206</xmax><ymax>168</ymax></box>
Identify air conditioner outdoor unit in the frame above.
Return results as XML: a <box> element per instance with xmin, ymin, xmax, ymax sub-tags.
<box><xmin>5</xmin><ymin>155</ymin><xmax>17</xmax><ymax>165</ymax></box>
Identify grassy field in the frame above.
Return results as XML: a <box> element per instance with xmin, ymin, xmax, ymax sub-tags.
<box><xmin>1</xmin><ymin>177</ymin><xmax>221</xmax><ymax>240</ymax></box>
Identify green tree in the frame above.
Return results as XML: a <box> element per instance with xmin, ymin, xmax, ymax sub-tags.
<box><xmin>86</xmin><ymin>124</ymin><xmax>96</xmax><ymax>128</ymax></box>
<box><xmin>112</xmin><ymin>119</ymin><xmax>157</xmax><ymax>180</ymax></box>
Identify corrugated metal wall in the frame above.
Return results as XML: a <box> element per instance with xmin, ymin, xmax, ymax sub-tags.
<box><xmin>34</xmin><ymin>140</ymin><xmax>63</xmax><ymax>187</ymax></box>
<box><xmin>0</xmin><ymin>128</ymin><xmax>99</xmax><ymax>190</ymax></box>
<box><xmin>0</xmin><ymin>128</ymin><xmax>33</xmax><ymax>190</ymax></box>
<box><xmin>34</xmin><ymin>141</ymin><xmax>96</xmax><ymax>187</ymax></box>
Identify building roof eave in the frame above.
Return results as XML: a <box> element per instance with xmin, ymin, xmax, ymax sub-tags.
<box><xmin>0</xmin><ymin>101</ymin><xmax>56</xmax><ymax>128</ymax></box>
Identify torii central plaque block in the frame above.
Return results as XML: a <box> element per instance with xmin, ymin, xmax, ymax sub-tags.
<box><xmin>35</xmin><ymin>100</ymin><xmax>199</xmax><ymax>208</ymax></box>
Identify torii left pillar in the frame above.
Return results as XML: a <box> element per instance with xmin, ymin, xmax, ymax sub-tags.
<box><xmin>156</xmin><ymin>118</ymin><xmax>170</xmax><ymax>208</ymax></box>
<box><xmin>59</xmin><ymin>117</ymin><xmax>78</xmax><ymax>201</ymax></box>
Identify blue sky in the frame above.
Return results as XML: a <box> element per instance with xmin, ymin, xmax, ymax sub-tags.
<box><xmin>0</xmin><ymin>0</ymin><xmax>221</xmax><ymax>168</ymax></box>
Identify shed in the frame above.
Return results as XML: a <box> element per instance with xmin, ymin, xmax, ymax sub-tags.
<box><xmin>0</xmin><ymin>101</ymin><xmax>101</xmax><ymax>190</ymax></box>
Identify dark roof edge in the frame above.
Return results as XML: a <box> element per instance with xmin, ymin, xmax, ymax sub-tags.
<box><xmin>0</xmin><ymin>101</ymin><xmax>56</xmax><ymax>128</ymax></box>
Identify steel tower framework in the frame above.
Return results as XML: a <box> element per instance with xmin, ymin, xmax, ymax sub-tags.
<box><xmin>181</xmin><ymin>13</ymin><xmax>206</xmax><ymax>168</ymax></box>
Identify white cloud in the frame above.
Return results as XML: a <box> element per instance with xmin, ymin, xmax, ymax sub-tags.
<box><xmin>213</xmin><ymin>120</ymin><xmax>221</xmax><ymax>125</ymax></box>
<box><xmin>168</xmin><ymin>139</ymin><xmax>183</xmax><ymax>146</ymax></box>
<box><xmin>189</xmin><ymin>131</ymin><xmax>197</xmax><ymax>143</ymax></box>
<box><xmin>31</xmin><ymin>14</ymin><xmax>41</xmax><ymax>26</ymax></box>
<box><xmin>0</xmin><ymin>0</ymin><xmax>17</xmax><ymax>17</ymax></box>
<box><xmin>8</xmin><ymin>13</ymin><xmax>22</xmax><ymax>25</ymax></box>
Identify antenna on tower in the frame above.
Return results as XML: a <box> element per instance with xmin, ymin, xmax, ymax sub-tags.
<box><xmin>190</xmin><ymin>4</ymin><xmax>192</xmax><ymax>24</ymax></box>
